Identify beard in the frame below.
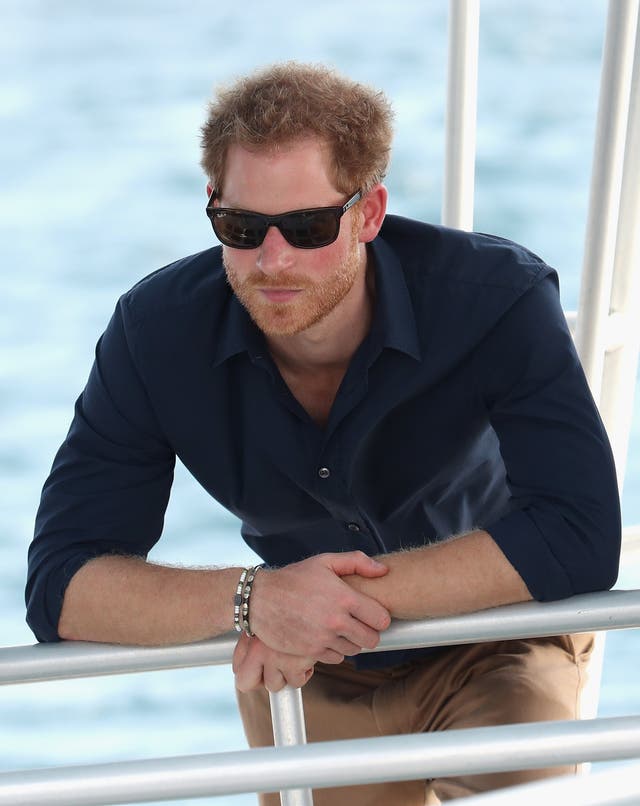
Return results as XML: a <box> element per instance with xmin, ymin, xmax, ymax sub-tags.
<box><xmin>223</xmin><ymin>225</ymin><xmax>362</xmax><ymax>337</ymax></box>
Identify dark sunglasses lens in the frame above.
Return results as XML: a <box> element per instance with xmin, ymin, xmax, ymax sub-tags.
<box><xmin>281</xmin><ymin>210</ymin><xmax>340</xmax><ymax>248</ymax></box>
<box><xmin>211</xmin><ymin>212</ymin><xmax>265</xmax><ymax>248</ymax></box>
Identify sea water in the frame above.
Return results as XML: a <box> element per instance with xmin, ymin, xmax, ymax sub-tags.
<box><xmin>1</xmin><ymin>1</ymin><xmax>639</xmax><ymax>803</ymax></box>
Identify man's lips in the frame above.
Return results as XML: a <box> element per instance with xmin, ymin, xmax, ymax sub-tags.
<box><xmin>258</xmin><ymin>288</ymin><xmax>303</xmax><ymax>303</ymax></box>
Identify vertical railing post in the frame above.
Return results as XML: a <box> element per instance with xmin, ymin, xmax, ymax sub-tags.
<box><xmin>442</xmin><ymin>0</ymin><xmax>480</xmax><ymax>230</ymax></box>
<box><xmin>599</xmin><ymin>6</ymin><xmax>640</xmax><ymax>487</ymax></box>
<box><xmin>576</xmin><ymin>0</ymin><xmax>638</xmax><ymax>718</ymax></box>
<box><xmin>575</xmin><ymin>0</ymin><xmax>639</xmax><ymax>400</ymax></box>
<box><xmin>269</xmin><ymin>686</ymin><xmax>314</xmax><ymax>806</ymax></box>
<box><xmin>573</xmin><ymin>0</ymin><xmax>639</xmax><ymax>723</ymax></box>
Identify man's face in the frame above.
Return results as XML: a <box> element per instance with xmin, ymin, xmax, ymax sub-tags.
<box><xmin>218</xmin><ymin>140</ymin><xmax>364</xmax><ymax>337</ymax></box>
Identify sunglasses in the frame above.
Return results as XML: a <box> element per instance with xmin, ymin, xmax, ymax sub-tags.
<box><xmin>205</xmin><ymin>190</ymin><xmax>362</xmax><ymax>249</ymax></box>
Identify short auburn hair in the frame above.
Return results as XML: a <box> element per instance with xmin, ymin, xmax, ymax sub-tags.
<box><xmin>200</xmin><ymin>62</ymin><xmax>394</xmax><ymax>196</ymax></box>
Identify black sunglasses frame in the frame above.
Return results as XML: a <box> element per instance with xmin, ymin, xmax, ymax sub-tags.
<box><xmin>205</xmin><ymin>190</ymin><xmax>362</xmax><ymax>250</ymax></box>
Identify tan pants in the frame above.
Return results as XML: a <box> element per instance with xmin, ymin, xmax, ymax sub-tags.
<box><xmin>236</xmin><ymin>634</ymin><xmax>594</xmax><ymax>805</ymax></box>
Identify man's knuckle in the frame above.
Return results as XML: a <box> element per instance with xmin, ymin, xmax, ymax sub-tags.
<box><xmin>338</xmin><ymin>593</ymin><xmax>354</xmax><ymax>610</ymax></box>
<box><xmin>378</xmin><ymin>611</ymin><xmax>391</xmax><ymax>629</ymax></box>
<box><xmin>325</xmin><ymin>613</ymin><xmax>342</xmax><ymax>632</ymax></box>
<box><xmin>364</xmin><ymin>632</ymin><xmax>380</xmax><ymax>649</ymax></box>
<box><xmin>309</xmin><ymin>639</ymin><xmax>324</xmax><ymax>657</ymax></box>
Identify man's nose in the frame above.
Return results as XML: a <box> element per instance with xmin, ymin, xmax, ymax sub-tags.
<box><xmin>256</xmin><ymin>225</ymin><xmax>295</xmax><ymax>275</ymax></box>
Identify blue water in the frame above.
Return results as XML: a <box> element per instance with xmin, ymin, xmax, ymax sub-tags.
<box><xmin>1</xmin><ymin>1</ymin><xmax>639</xmax><ymax>803</ymax></box>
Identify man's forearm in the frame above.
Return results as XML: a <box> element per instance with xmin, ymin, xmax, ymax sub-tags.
<box><xmin>57</xmin><ymin>550</ymin><xmax>392</xmax><ymax>654</ymax></box>
<box><xmin>58</xmin><ymin>555</ymin><xmax>241</xmax><ymax>645</ymax></box>
<box><xmin>344</xmin><ymin>530</ymin><xmax>531</xmax><ymax>620</ymax></box>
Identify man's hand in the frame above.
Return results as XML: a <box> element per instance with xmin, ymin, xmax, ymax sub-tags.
<box><xmin>250</xmin><ymin>551</ymin><xmax>391</xmax><ymax>664</ymax></box>
<box><xmin>233</xmin><ymin>632</ymin><xmax>315</xmax><ymax>693</ymax></box>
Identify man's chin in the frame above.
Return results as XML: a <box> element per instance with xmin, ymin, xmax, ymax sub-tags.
<box><xmin>247</xmin><ymin>306</ymin><xmax>319</xmax><ymax>337</ymax></box>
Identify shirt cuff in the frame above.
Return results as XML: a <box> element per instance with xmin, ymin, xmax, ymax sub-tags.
<box><xmin>485</xmin><ymin>508</ymin><xmax>574</xmax><ymax>602</ymax></box>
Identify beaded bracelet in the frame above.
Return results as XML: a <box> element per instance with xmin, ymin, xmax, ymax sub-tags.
<box><xmin>233</xmin><ymin>567</ymin><xmax>250</xmax><ymax>633</ymax></box>
<box><xmin>240</xmin><ymin>565</ymin><xmax>261</xmax><ymax>637</ymax></box>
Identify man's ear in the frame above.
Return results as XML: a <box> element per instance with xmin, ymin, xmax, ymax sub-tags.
<box><xmin>206</xmin><ymin>182</ymin><xmax>213</xmax><ymax>197</ymax></box>
<box><xmin>358</xmin><ymin>184</ymin><xmax>388</xmax><ymax>244</ymax></box>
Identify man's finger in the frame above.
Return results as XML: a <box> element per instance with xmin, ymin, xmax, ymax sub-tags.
<box><xmin>317</xmin><ymin>648</ymin><xmax>345</xmax><ymax>664</ymax></box>
<box><xmin>325</xmin><ymin>551</ymin><xmax>388</xmax><ymax>579</ymax></box>
<box><xmin>349</xmin><ymin>594</ymin><xmax>392</xmax><ymax>632</ymax></box>
<box><xmin>329</xmin><ymin>635</ymin><xmax>363</xmax><ymax>657</ymax></box>
<box><xmin>284</xmin><ymin>666</ymin><xmax>315</xmax><ymax>689</ymax></box>
<box><xmin>341</xmin><ymin>619</ymin><xmax>382</xmax><ymax>651</ymax></box>
<box><xmin>235</xmin><ymin>643</ymin><xmax>265</xmax><ymax>692</ymax></box>
<box><xmin>232</xmin><ymin>632</ymin><xmax>251</xmax><ymax>674</ymax></box>
<box><xmin>235</xmin><ymin>663</ymin><xmax>264</xmax><ymax>692</ymax></box>
<box><xmin>263</xmin><ymin>667</ymin><xmax>287</xmax><ymax>693</ymax></box>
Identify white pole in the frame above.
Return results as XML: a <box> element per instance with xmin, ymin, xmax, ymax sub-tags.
<box><xmin>2</xmin><ymin>590</ymin><xmax>639</xmax><ymax>685</ymax></box>
<box><xmin>0</xmin><ymin>716</ymin><xmax>638</xmax><ymax>805</ymax></box>
<box><xmin>575</xmin><ymin>0</ymin><xmax>639</xmax><ymax>400</ymax></box>
<box><xmin>599</xmin><ymin>6</ymin><xmax>640</xmax><ymax>487</ymax></box>
<box><xmin>573</xmin><ymin>0</ymin><xmax>639</xmax><ymax>723</ymax></box>
<box><xmin>442</xmin><ymin>0</ymin><xmax>480</xmax><ymax>230</ymax></box>
<box><xmin>270</xmin><ymin>686</ymin><xmax>313</xmax><ymax>806</ymax></box>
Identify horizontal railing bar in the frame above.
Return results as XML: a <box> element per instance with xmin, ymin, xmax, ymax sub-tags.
<box><xmin>454</xmin><ymin>761</ymin><xmax>640</xmax><ymax>806</ymax></box>
<box><xmin>0</xmin><ymin>634</ymin><xmax>237</xmax><ymax>685</ymax></box>
<box><xmin>2</xmin><ymin>589</ymin><xmax>639</xmax><ymax>685</ymax></box>
<box><xmin>364</xmin><ymin>588</ymin><xmax>640</xmax><ymax>653</ymax></box>
<box><xmin>622</xmin><ymin>523</ymin><xmax>640</xmax><ymax>556</ymax></box>
<box><xmin>564</xmin><ymin>310</ymin><xmax>638</xmax><ymax>352</ymax></box>
<box><xmin>0</xmin><ymin>715</ymin><xmax>638</xmax><ymax>805</ymax></box>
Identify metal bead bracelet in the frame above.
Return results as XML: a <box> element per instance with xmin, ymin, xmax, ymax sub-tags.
<box><xmin>241</xmin><ymin>565</ymin><xmax>261</xmax><ymax>637</ymax></box>
<box><xmin>233</xmin><ymin>567</ymin><xmax>250</xmax><ymax>633</ymax></box>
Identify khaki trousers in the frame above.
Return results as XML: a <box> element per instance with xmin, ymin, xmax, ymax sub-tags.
<box><xmin>236</xmin><ymin>634</ymin><xmax>594</xmax><ymax>805</ymax></box>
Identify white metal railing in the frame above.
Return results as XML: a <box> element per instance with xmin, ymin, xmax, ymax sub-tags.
<box><xmin>598</xmin><ymin>3</ymin><xmax>640</xmax><ymax>487</ymax></box>
<box><xmin>442</xmin><ymin>0</ymin><xmax>479</xmax><ymax>230</ymax></box>
<box><xmin>269</xmin><ymin>687</ymin><xmax>310</xmax><ymax>806</ymax></box>
<box><xmin>0</xmin><ymin>716</ymin><xmax>639</xmax><ymax>806</ymax></box>
<box><xmin>2</xmin><ymin>589</ymin><xmax>640</xmax><ymax>805</ymax></box>
<box><xmin>575</xmin><ymin>0</ymin><xmax>639</xmax><ymax>408</ymax></box>
<box><xmin>2</xmin><ymin>589</ymin><xmax>639</xmax><ymax>685</ymax></box>
<box><xmin>561</xmin><ymin>0</ymin><xmax>640</xmax><ymax>732</ymax></box>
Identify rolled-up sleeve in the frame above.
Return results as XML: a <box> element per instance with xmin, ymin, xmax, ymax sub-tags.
<box><xmin>26</xmin><ymin>296</ymin><xmax>175</xmax><ymax>641</ymax></box>
<box><xmin>475</xmin><ymin>274</ymin><xmax>621</xmax><ymax>600</ymax></box>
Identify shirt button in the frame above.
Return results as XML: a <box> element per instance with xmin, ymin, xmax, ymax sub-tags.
<box><xmin>318</xmin><ymin>467</ymin><xmax>331</xmax><ymax>479</ymax></box>
<box><xmin>347</xmin><ymin>522</ymin><xmax>361</xmax><ymax>532</ymax></box>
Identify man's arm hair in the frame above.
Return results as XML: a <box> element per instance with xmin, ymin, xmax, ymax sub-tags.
<box><xmin>58</xmin><ymin>556</ymin><xmax>241</xmax><ymax>645</ymax></box>
<box><xmin>343</xmin><ymin>530</ymin><xmax>531</xmax><ymax>620</ymax></box>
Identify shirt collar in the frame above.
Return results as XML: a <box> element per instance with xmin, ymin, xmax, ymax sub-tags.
<box><xmin>211</xmin><ymin>232</ymin><xmax>422</xmax><ymax>368</ymax></box>
<box><xmin>368</xmin><ymin>235</ymin><xmax>422</xmax><ymax>362</ymax></box>
<box><xmin>211</xmin><ymin>292</ymin><xmax>267</xmax><ymax>368</ymax></box>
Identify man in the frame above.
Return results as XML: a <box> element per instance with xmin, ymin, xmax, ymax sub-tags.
<box><xmin>27</xmin><ymin>63</ymin><xmax>621</xmax><ymax>804</ymax></box>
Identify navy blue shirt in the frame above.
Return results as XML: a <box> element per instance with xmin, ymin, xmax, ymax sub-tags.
<box><xmin>27</xmin><ymin>215</ymin><xmax>621</xmax><ymax>660</ymax></box>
